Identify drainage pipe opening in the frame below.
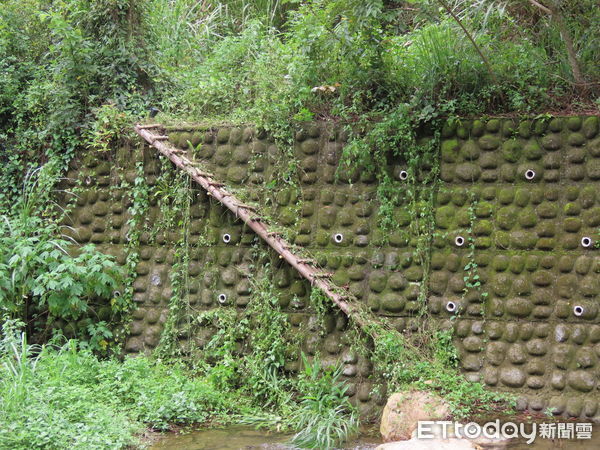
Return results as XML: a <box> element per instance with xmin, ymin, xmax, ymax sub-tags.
<box><xmin>525</xmin><ymin>169</ymin><xmax>536</xmax><ymax>181</ymax></box>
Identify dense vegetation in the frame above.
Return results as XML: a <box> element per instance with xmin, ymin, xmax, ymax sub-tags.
<box><xmin>0</xmin><ymin>0</ymin><xmax>598</xmax><ymax>448</ymax></box>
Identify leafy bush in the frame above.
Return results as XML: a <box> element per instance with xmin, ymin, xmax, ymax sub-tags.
<box><xmin>0</xmin><ymin>163</ymin><xmax>124</xmax><ymax>351</ymax></box>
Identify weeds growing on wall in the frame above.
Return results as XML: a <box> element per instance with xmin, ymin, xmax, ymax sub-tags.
<box><xmin>339</xmin><ymin>103</ymin><xmax>443</xmax><ymax>310</ymax></box>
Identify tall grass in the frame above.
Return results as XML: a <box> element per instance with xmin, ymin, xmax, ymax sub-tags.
<box><xmin>290</xmin><ymin>355</ymin><xmax>359</xmax><ymax>449</ymax></box>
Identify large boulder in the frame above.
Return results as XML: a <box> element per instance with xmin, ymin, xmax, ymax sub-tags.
<box><xmin>380</xmin><ymin>391</ymin><xmax>451</xmax><ymax>441</ymax></box>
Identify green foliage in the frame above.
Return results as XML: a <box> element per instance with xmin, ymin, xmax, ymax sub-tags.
<box><xmin>158</xmin><ymin>267</ymin><xmax>357</xmax><ymax>449</ymax></box>
<box><xmin>291</xmin><ymin>354</ymin><xmax>359</xmax><ymax>449</ymax></box>
<box><xmin>0</xmin><ymin>321</ymin><xmax>234</xmax><ymax>449</ymax></box>
<box><xmin>0</xmin><ymin>0</ymin><xmax>151</xmax><ymax>164</ymax></box>
<box><xmin>85</xmin><ymin>103</ymin><xmax>133</xmax><ymax>152</ymax></box>
<box><xmin>190</xmin><ymin>273</ymin><xmax>295</xmax><ymax>407</ymax></box>
<box><xmin>362</xmin><ymin>318</ymin><xmax>513</xmax><ymax>419</ymax></box>
<box><xmin>0</xmin><ymin>163</ymin><xmax>124</xmax><ymax>352</ymax></box>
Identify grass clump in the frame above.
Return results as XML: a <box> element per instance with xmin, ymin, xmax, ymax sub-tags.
<box><xmin>291</xmin><ymin>355</ymin><xmax>359</xmax><ymax>449</ymax></box>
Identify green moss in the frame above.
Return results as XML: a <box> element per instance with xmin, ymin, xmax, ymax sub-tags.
<box><xmin>471</xmin><ymin>120</ymin><xmax>485</xmax><ymax>137</ymax></box>
<box><xmin>510</xmin><ymin>231</ymin><xmax>537</xmax><ymax>249</ymax></box>
<box><xmin>381</xmin><ymin>294</ymin><xmax>406</xmax><ymax>313</ymax></box>
<box><xmin>579</xmin><ymin>186</ymin><xmax>596</xmax><ymax>208</ymax></box>
<box><xmin>474</xmin><ymin>237</ymin><xmax>492</xmax><ymax>249</ymax></box>
<box><xmin>456</xmin><ymin>123</ymin><xmax>470</xmax><ymax>139</ymax></box>
<box><xmin>541</xmin><ymin>134</ymin><xmax>562</xmax><ymax>150</ymax></box>
<box><xmin>523</xmin><ymin>141</ymin><xmax>542</xmax><ymax>160</ymax></box>
<box><xmin>584</xmin><ymin>207</ymin><xmax>600</xmax><ymax>226</ymax></box>
<box><xmin>478</xmin><ymin>135</ymin><xmax>500</xmax><ymax>150</ymax></box>
<box><xmin>582</xmin><ymin>116</ymin><xmax>599</xmax><ymax>138</ymax></box>
<box><xmin>460</xmin><ymin>140</ymin><xmax>480</xmax><ymax>161</ymax></box>
<box><xmin>563</xmin><ymin>217</ymin><xmax>582</xmax><ymax>232</ymax></box>
<box><xmin>566</xmin><ymin>117</ymin><xmax>582</xmax><ymax>131</ymax></box>
<box><xmin>568</xmin><ymin>132</ymin><xmax>586</xmax><ymax>146</ymax></box>
<box><xmin>441</xmin><ymin>121</ymin><xmax>457</xmax><ymax>138</ymax></box>
<box><xmin>548</xmin><ymin>118</ymin><xmax>564</xmax><ymax>132</ymax></box>
<box><xmin>451</xmin><ymin>189</ymin><xmax>468</xmax><ymax>206</ymax></box>
<box><xmin>492</xmin><ymin>255</ymin><xmax>510</xmax><ymax>271</ymax></box>
<box><xmin>475</xmin><ymin>201</ymin><xmax>493</xmax><ymax>218</ymax></box>
<box><xmin>486</xmin><ymin>119</ymin><xmax>501</xmax><ymax>133</ymax></box>
<box><xmin>514</xmin><ymin>188</ymin><xmax>530</xmax><ymax>207</ymax></box>
<box><xmin>586</xmin><ymin>159</ymin><xmax>600</xmax><ymax>180</ymax></box>
<box><xmin>216</xmin><ymin>128</ymin><xmax>230</xmax><ymax>143</ymax></box>
<box><xmin>563</xmin><ymin>202</ymin><xmax>581</xmax><ymax>216</ymax></box>
<box><xmin>474</xmin><ymin>220</ymin><xmax>493</xmax><ymax>236</ymax></box>
<box><xmin>518</xmin><ymin>207</ymin><xmax>537</xmax><ymax>228</ymax></box>
<box><xmin>494</xmin><ymin>231</ymin><xmax>510</xmax><ymax>248</ymax></box>
<box><xmin>518</xmin><ymin>120</ymin><xmax>532</xmax><ymax>138</ymax></box>
<box><xmin>368</xmin><ymin>271</ymin><xmax>387</xmax><ymax>293</ymax></box>
<box><xmin>497</xmin><ymin>187</ymin><xmax>514</xmax><ymax>205</ymax></box>
<box><xmin>497</xmin><ymin>206</ymin><xmax>518</xmax><ymax>230</ymax></box>
<box><xmin>501</xmin><ymin>140</ymin><xmax>522</xmax><ymax>162</ymax></box>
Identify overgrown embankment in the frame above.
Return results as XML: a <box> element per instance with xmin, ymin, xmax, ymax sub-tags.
<box><xmin>1</xmin><ymin>1</ymin><xmax>600</xmax><ymax>448</ymax></box>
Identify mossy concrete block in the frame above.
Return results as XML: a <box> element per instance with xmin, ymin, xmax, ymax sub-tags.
<box><xmin>216</xmin><ymin>128</ymin><xmax>230</xmax><ymax>143</ymax></box>
<box><xmin>226</xmin><ymin>166</ymin><xmax>247</xmax><ymax>184</ymax></box>
<box><xmin>460</xmin><ymin>140</ymin><xmax>480</xmax><ymax>161</ymax></box>
<box><xmin>441</xmin><ymin>139</ymin><xmax>459</xmax><ymax>162</ymax></box>
<box><xmin>541</xmin><ymin>134</ymin><xmax>562</xmax><ymax>150</ymax></box>
<box><xmin>368</xmin><ymin>271</ymin><xmax>387</xmax><ymax>293</ymax></box>
<box><xmin>381</xmin><ymin>294</ymin><xmax>406</xmax><ymax>313</ymax></box>
<box><xmin>501</xmin><ymin>140</ymin><xmax>522</xmax><ymax>162</ymax></box>
<box><xmin>586</xmin><ymin>159</ymin><xmax>600</xmax><ymax>179</ymax></box>
<box><xmin>568</xmin><ymin>371</ymin><xmax>596</xmax><ymax>392</ymax></box>
<box><xmin>568</xmin><ymin>132</ymin><xmax>586</xmax><ymax>146</ymax></box>
<box><xmin>584</xmin><ymin>207</ymin><xmax>600</xmax><ymax>226</ymax></box>
<box><xmin>478</xmin><ymin>135</ymin><xmax>501</xmax><ymax>150</ymax></box>
<box><xmin>511</xmin><ymin>231</ymin><xmax>537</xmax><ymax>249</ymax></box>
<box><xmin>518</xmin><ymin>120</ymin><xmax>533</xmax><ymax>138</ymax></box>
<box><xmin>506</xmin><ymin>298</ymin><xmax>533</xmax><ymax>318</ymax></box>
<box><xmin>582</xmin><ymin>116</ymin><xmax>599</xmax><ymax>138</ymax></box>
<box><xmin>497</xmin><ymin>206</ymin><xmax>518</xmax><ymax>230</ymax></box>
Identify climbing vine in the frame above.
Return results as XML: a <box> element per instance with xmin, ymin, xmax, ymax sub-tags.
<box><xmin>122</xmin><ymin>160</ymin><xmax>149</xmax><ymax>314</ymax></box>
<box><xmin>338</xmin><ymin>104</ymin><xmax>442</xmax><ymax>311</ymax></box>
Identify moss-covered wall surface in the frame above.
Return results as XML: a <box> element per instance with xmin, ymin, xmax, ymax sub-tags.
<box><xmin>64</xmin><ymin>115</ymin><xmax>600</xmax><ymax>419</ymax></box>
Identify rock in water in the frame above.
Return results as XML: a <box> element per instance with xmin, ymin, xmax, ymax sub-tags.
<box><xmin>380</xmin><ymin>391</ymin><xmax>451</xmax><ymax>441</ymax></box>
<box><xmin>376</xmin><ymin>439</ymin><xmax>475</xmax><ymax>449</ymax></box>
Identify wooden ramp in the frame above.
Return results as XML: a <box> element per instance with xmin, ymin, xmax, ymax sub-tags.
<box><xmin>134</xmin><ymin>124</ymin><xmax>374</xmax><ymax>331</ymax></box>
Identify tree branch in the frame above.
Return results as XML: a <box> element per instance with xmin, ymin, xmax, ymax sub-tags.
<box><xmin>436</xmin><ymin>0</ymin><xmax>497</xmax><ymax>84</ymax></box>
<box><xmin>528</xmin><ymin>0</ymin><xmax>585</xmax><ymax>87</ymax></box>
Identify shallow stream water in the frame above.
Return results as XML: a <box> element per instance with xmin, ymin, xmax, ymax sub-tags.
<box><xmin>151</xmin><ymin>424</ymin><xmax>600</xmax><ymax>449</ymax></box>
<box><xmin>150</xmin><ymin>425</ymin><xmax>380</xmax><ymax>450</ymax></box>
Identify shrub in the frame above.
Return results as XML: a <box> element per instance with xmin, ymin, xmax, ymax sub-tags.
<box><xmin>0</xmin><ymin>163</ymin><xmax>124</xmax><ymax>351</ymax></box>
